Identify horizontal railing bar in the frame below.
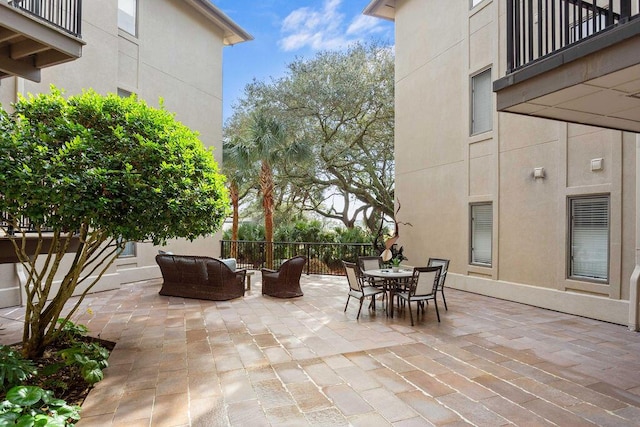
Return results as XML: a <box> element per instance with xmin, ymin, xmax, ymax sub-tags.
<box><xmin>220</xmin><ymin>240</ymin><xmax>381</xmax><ymax>276</ymax></box>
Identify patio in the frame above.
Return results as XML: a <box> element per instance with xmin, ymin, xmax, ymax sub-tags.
<box><xmin>2</xmin><ymin>274</ymin><xmax>640</xmax><ymax>426</ymax></box>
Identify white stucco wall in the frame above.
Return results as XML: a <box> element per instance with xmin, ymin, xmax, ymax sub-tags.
<box><xmin>393</xmin><ymin>0</ymin><xmax>636</xmax><ymax>325</ymax></box>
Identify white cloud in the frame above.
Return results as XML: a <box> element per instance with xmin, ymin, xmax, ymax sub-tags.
<box><xmin>346</xmin><ymin>15</ymin><xmax>385</xmax><ymax>36</ymax></box>
<box><xmin>279</xmin><ymin>0</ymin><xmax>389</xmax><ymax>52</ymax></box>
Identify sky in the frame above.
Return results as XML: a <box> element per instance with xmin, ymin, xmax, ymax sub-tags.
<box><xmin>214</xmin><ymin>0</ymin><xmax>394</xmax><ymax>122</ymax></box>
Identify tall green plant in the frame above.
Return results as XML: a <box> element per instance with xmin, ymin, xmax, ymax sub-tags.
<box><xmin>222</xmin><ymin>134</ymin><xmax>256</xmax><ymax>258</ymax></box>
<box><xmin>0</xmin><ymin>88</ymin><xmax>229</xmax><ymax>358</ymax></box>
<box><xmin>0</xmin><ymin>346</ymin><xmax>36</xmax><ymax>394</ymax></box>
<box><xmin>225</xmin><ymin>111</ymin><xmax>310</xmax><ymax>268</ymax></box>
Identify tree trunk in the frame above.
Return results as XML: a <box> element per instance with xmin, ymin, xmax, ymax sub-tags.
<box><xmin>230</xmin><ymin>182</ymin><xmax>239</xmax><ymax>258</ymax></box>
<box><xmin>261</xmin><ymin>161</ymin><xmax>274</xmax><ymax>269</ymax></box>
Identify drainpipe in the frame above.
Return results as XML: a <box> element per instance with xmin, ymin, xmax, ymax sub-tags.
<box><xmin>630</xmin><ymin>133</ymin><xmax>640</xmax><ymax>331</ymax></box>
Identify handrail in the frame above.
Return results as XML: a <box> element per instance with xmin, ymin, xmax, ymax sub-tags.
<box><xmin>220</xmin><ymin>240</ymin><xmax>380</xmax><ymax>276</ymax></box>
<box><xmin>9</xmin><ymin>0</ymin><xmax>82</xmax><ymax>38</ymax></box>
<box><xmin>1</xmin><ymin>212</ymin><xmax>55</xmax><ymax>234</ymax></box>
<box><xmin>506</xmin><ymin>0</ymin><xmax>638</xmax><ymax>73</ymax></box>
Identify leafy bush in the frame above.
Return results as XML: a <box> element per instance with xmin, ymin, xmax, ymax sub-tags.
<box><xmin>0</xmin><ymin>346</ymin><xmax>36</xmax><ymax>394</ymax></box>
<box><xmin>0</xmin><ymin>385</ymin><xmax>80</xmax><ymax>426</ymax></box>
<box><xmin>334</xmin><ymin>226</ymin><xmax>374</xmax><ymax>244</ymax></box>
<box><xmin>58</xmin><ymin>342</ymin><xmax>109</xmax><ymax>385</ymax></box>
<box><xmin>56</xmin><ymin>319</ymin><xmax>89</xmax><ymax>343</ymax></box>
<box><xmin>53</xmin><ymin>320</ymin><xmax>109</xmax><ymax>385</ymax></box>
<box><xmin>1</xmin><ymin>87</ymin><xmax>229</xmax><ymax>359</ymax></box>
<box><xmin>225</xmin><ymin>222</ymin><xmax>265</xmax><ymax>241</ymax></box>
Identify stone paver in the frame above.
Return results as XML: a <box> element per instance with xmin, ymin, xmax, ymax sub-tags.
<box><xmin>2</xmin><ymin>274</ymin><xmax>640</xmax><ymax>426</ymax></box>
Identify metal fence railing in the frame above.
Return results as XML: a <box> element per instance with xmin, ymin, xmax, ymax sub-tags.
<box><xmin>0</xmin><ymin>212</ymin><xmax>55</xmax><ymax>235</ymax></box>
<box><xmin>10</xmin><ymin>0</ymin><xmax>82</xmax><ymax>37</ymax></box>
<box><xmin>220</xmin><ymin>240</ymin><xmax>380</xmax><ymax>276</ymax></box>
<box><xmin>506</xmin><ymin>0</ymin><xmax>639</xmax><ymax>72</ymax></box>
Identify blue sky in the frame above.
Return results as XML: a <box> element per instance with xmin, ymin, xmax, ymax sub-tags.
<box><xmin>215</xmin><ymin>0</ymin><xmax>394</xmax><ymax>122</ymax></box>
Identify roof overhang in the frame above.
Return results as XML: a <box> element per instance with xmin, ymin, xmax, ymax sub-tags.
<box><xmin>184</xmin><ymin>0</ymin><xmax>253</xmax><ymax>46</ymax></box>
<box><xmin>363</xmin><ymin>0</ymin><xmax>396</xmax><ymax>21</ymax></box>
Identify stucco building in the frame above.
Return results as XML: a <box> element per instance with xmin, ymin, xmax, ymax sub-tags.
<box><xmin>365</xmin><ymin>0</ymin><xmax>640</xmax><ymax>328</ymax></box>
<box><xmin>0</xmin><ymin>0</ymin><xmax>251</xmax><ymax>308</ymax></box>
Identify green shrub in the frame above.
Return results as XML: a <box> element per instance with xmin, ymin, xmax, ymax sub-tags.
<box><xmin>0</xmin><ymin>346</ymin><xmax>37</xmax><ymax>394</ymax></box>
<box><xmin>0</xmin><ymin>385</ymin><xmax>80</xmax><ymax>426</ymax></box>
<box><xmin>56</xmin><ymin>319</ymin><xmax>89</xmax><ymax>344</ymax></box>
<box><xmin>58</xmin><ymin>342</ymin><xmax>109</xmax><ymax>385</ymax></box>
<box><xmin>53</xmin><ymin>320</ymin><xmax>109</xmax><ymax>385</ymax></box>
<box><xmin>1</xmin><ymin>87</ymin><xmax>229</xmax><ymax>359</ymax></box>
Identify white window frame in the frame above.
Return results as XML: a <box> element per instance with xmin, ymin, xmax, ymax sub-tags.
<box><xmin>568</xmin><ymin>195</ymin><xmax>609</xmax><ymax>282</ymax></box>
<box><xmin>470</xmin><ymin>68</ymin><xmax>493</xmax><ymax>135</ymax></box>
<box><xmin>470</xmin><ymin>203</ymin><xmax>492</xmax><ymax>266</ymax></box>
<box><xmin>118</xmin><ymin>0</ymin><xmax>138</xmax><ymax>37</ymax></box>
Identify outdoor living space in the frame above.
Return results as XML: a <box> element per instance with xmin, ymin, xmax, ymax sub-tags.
<box><xmin>2</xmin><ymin>274</ymin><xmax>640</xmax><ymax>426</ymax></box>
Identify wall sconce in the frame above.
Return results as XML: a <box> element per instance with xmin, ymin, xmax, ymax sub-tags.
<box><xmin>591</xmin><ymin>158</ymin><xmax>603</xmax><ymax>171</ymax></box>
<box><xmin>533</xmin><ymin>167</ymin><xmax>545</xmax><ymax>179</ymax></box>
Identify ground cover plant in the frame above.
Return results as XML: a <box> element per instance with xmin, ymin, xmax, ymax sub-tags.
<box><xmin>1</xmin><ymin>320</ymin><xmax>113</xmax><ymax>425</ymax></box>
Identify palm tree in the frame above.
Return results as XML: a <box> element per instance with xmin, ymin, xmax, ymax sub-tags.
<box><xmin>226</xmin><ymin>111</ymin><xmax>309</xmax><ymax>268</ymax></box>
<box><xmin>222</xmin><ymin>137</ymin><xmax>254</xmax><ymax>258</ymax></box>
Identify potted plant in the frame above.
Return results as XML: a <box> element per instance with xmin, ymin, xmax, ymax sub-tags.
<box><xmin>389</xmin><ymin>245</ymin><xmax>407</xmax><ymax>271</ymax></box>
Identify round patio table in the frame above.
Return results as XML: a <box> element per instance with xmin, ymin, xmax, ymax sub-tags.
<box><xmin>363</xmin><ymin>268</ymin><xmax>414</xmax><ymax>318</ymax></box>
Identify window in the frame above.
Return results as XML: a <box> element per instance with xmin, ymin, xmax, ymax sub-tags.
<box><xmin>119</xmin><ymin>241</ymin><xmax>136</xmax><ymax>258</ymax></box>
<box><xmin>470</xmin><ymin>203</ymin><xmax>492</xmax><ymax>266</ymax></box>
<box><xmin>471</xmin><ymin>0</ymin><xmax>485</xmax><ymax>8</ymax></box>
<box><xmin>117</xmin><ymin>88</ymin><xmax>132</xmax><ymax>98</ymax></box>
<box><xmin>118</xmin><ymin>0</ymin><xmax>137</xmax><ymax>36</ymax></box>
<box><xmin>471</xmin><ymin>68</ymin><xmax>492</xmax><ymax>135</ymax></box>
<box><xmin>569</xmin><ymin>196</ymin><xmax>609</xmax><ymax>281</ymax></box>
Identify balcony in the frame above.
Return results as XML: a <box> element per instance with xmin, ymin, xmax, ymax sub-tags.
<box><xmin>494</xmin><ymin>0</ymin><xmax>640</xmax><ymax>132</ymax></box>
<box><xmin>0</xmin><ymin>0</ymin><xmax>84</xmax><ymax>82</ymax></box>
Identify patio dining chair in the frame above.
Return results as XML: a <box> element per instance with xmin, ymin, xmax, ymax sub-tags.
<box><xmin>357</xmin><ymin>255</ymin><xmax>385</xmax><ymax>288</ymax></box>
<box><xmin>396</xmin><ymin>266</ymin><xmax>442</xmax><ymax>326</ymax></box>
<box><xmin>343</xmin><ymin>261</ymin><xmax>386</xmax><ymax>320</ymax></box>
<box><xmin>427</xmin><ymin>258</ymin><xmax>450</xmax><ymax>310</ymax></box>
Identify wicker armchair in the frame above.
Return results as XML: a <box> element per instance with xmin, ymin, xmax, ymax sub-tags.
<box><xmin>261</xmin><ymin>256</ymin><xmax>307</xmax><ymax>298</ymax></box>
<box><xmin>156</xmin><ymin>254</ymin><xmax>246</xmax><ymax>301</ymax></box>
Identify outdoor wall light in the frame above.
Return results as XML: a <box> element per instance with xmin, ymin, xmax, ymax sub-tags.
<box><xmin>533</xmin><ymin>167</ymin><xmax>545</xmax><ymax>179</ymax></box>
<box><xmin>591</xmin><ymin>158</ymin><xmax>604</xmax><ymax>171</ymax></box>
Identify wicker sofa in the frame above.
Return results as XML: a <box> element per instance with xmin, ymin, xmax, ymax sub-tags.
<box><xmin>156</xmin><ymin>254</ymin><xmax>246</xmax><ymax>301</ymax></box>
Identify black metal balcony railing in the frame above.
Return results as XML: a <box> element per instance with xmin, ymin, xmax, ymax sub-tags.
<box><xmin>1</xmin><ymin>212</ymin><xmax>54</xmax><ymax>235</ymax></box>
<box><xmin>507</xmin><ymin>0</ymin><xmax>640</xmax><ymax>72</ymax></box>
<box><xmin>10</xmin><ymin>0</ymin><xmax>82</xmax><ymax>38</ymax></box>
<box><xmin>220</xmin><ymin>240</ymin><xmax>380</xmax><ymax>276</ymax></box>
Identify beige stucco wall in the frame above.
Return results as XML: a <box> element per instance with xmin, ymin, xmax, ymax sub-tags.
<box><xmin>394</xmin><ymin>0</ymin><xmax>636</xmax><ymax>325</ymax></box>
<box><xmin>0</xmin><ymin>0</ymin><xmax>231</xmax><ymax>308</ymax></box>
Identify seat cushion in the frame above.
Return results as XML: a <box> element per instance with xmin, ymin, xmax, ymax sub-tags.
<box><xmin>220</xmin><ymin>258</ymin><xmax>237</xmax><ymax>272</ymax></box>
